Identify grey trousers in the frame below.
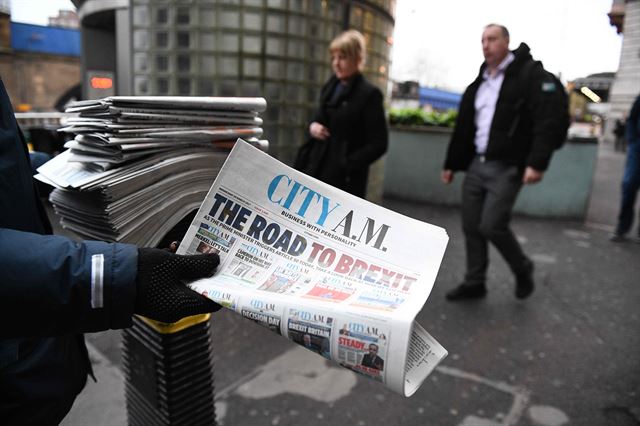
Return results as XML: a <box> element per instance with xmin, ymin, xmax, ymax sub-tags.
<box><xmin>462</xmin><ymin>157</ymin><xmax>529</xmax><ymax>285</ymax></box>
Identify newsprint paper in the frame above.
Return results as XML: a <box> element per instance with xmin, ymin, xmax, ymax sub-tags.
<box><xmin>178</xmin><ymin>140</ymin><xmax>449</xmax><ymax>397</ymax></box>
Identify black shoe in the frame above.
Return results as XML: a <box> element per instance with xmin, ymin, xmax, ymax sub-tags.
<box><xmin>515</xmin><ymin>259</ymin><xmax>534</xmax><ymax>299</ymax></box>
<box><xmin>446</xmin><ymin>283</ymin><xmax>487</xmax><ymax>301</ymax></box>
<box><xmin>609</xmin><ymin>233</ymin><xmax>627</xmax><ymax>242</ymax></box>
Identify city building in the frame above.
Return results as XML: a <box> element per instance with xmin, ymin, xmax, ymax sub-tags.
<box><xmin>0</xmin><ymin>8</ymin><xmax>80</xmax><ymax>111</ymax></box>
<box><xmin>568</xmin><ymin>72</ymin><xmax>615</xmax><ymax>122</ymax></box>
<box><xmin>390</xmin><ymin>80</ymin><xmax>461</xmax><ymax>111</ymax></box>
<box><xmin>71</xmin><ymin>0</ymin><xmax>396</xmax><ymax>172</ymax></box>
<box><xmin>390</xmin><ymin>80</ymin><xmax>419</xmax><ymax>109</ymax></box>
<box><xmin>49</xmin><ymin>10</ymin><xmax>80</xmax><ymax>29</ymax></box>
<box><xmin>418</xmin><ymin>87</ymin><xmax>460</xmax><ymax>111</ymax></box>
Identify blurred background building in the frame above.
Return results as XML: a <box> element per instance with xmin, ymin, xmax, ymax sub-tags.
<box><xmin>390</xmin><ymin>80</ymin><xmax>461</xmax><ymax>111</ymax></box>
<box><xmin>49</xmin><ymin>9</ymin><xmax>79</xmax><ymax>29</ymax></box>
<box><xmin>0</xmin><ymin>5</ymin><xmax>80</xmax><ymax>111</ymax></box>
<box><xmin>0</xmin><ymin>3</ymin><xmax>80</xmax><ymax>156</ymax></box>
<box><xmin>71</xmin><ymin>0</ymin><xmax>396</xmax><ymax>168</ymax></box>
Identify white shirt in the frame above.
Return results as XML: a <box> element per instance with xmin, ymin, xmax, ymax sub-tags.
<box><xmin>474</xmin><ymin>52</ymin><xmax>515</xmax><ymax>154</ymax></box>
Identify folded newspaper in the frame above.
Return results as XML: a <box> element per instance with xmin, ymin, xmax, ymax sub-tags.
<box><xmin>178</xmin><ymin>140</ymin><xmax>449</xmax><ymax>397</ymax></box>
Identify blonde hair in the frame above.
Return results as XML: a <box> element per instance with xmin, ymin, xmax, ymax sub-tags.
<box><xmin>330</xmin><ymin>30</ymin><xmax>366</xmax><ymax>69</ymax></box>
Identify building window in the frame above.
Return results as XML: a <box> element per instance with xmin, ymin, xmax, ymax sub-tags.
<box><xmin>220</xmin><ymin>34</ymin><xmax>239</xmax><ymax>52</ymax></box>
<box><xmin>266</xmin><ymin>37</ymin><xmax>285</xmax><ymax>55</ymax></box>
<box><xmin>220</xmin><ymin>9</ymin><xmax>240</xmax><ymax>28</ymax></box>
<box><xmin>177</xmin><ymin>31</ymin><xmax>190</xmax><ymax>48</ymax></box>
<box><xmin>220</xmin><ymin>57</ymin><xmax>238</xmax><ymax>75</ymax></box>
<box><xmin>266</xmin><ymin>59</ymin><xmax>283</xmax><ymax>77</ymax></box>
<box><xmin>134</xmin><ymin>53</ymin><xmax>148</xmax><ymax>72</ymax></box>
<box><xmin>200</xmin><ymin>55</ymin><xmax>215</xmax><ymax>73</ymax></box>
<box><xmin>176</xmin><ymin>7</ymin><xmax>190</xmax><ymax>25</ymax></box>
<box><xmin>243</xmin><ymin>11</ymin><xmax>261</xmax><ymax>30</ymax></box>
<box><xmin>287</xmin><ymin>15</ymin><xmax>306</xmax><ymax>34</ymax></box>
<box><xmin>310</xmin><ymin>41</ymin><xmax>326</xmax><ymax>61</ymax></box>
<box><xmin>286</xmin><ymin>61</ymin><xmax>304</xmax><ymax>82</ymax></box>
<box><xmin>363</xmin><ymin>10</ymin><xmax>374</xmax><ymax>31</ymax></box>
<box><xmin>289</xmin><ymin>0</ymin><xmax>307</xmax><ymax>13</ymax></box>
<box><xmin>200</xmin><ymin>8</ymin><xmax>215</xmax><ymax>26</ymax></box>
<box><xmin>267</xmin><ymin>0</ymin><xmax>285</xmax><ymax>9</ymax></box>
<box><xmin>157</xmin><ymin>78</ymin><xmax>170</xmax><ymax>94</ymax></box>
<box><xmin>266</xmin><ymin>13</ymin><xmax>285</xmax><ymax>33</ymax></box>
<box><xmin>155</xmin><ymin>31</ymin><xmax>169</xmax><ymax>48</ymax></box>
<box><xmin>265</xmin><ymin>103</ymin><xmax>280</xmax><ymax>121</ymax></box>
<box><xmin>242</xmin><ymin>81</ymin><xmax>261</xmax><ymax>97</ymax></box>
<box><xmin>177</xmin><ymin>54</ymin><xmax>191</xmax><ymax>72</ymax></box>
<box><xmin>307</xmin><ymin>87</ymin><xmax>317</xmax><ymax>103</ymax></box>
<box><xmin>133</xmin><ymin>6</ymin><xmax>149</xmax><ymax>26</ymax></box>
<box><xmin>177</xmin><ymin>78</ymin><xmax>191</xmax><ymax>95</ymax></box>
<box><xmin>244</xmin><ymin>58</ymin><xmax>260</xmax><ymax>76</ymax></box>
<box><xmin>242</xmin><ymin>35</ymin><xmax>261</xmax><ymax>54</ymax></box>
<box><xmin>286</xmin><ymin>83</ymin><xmax>304</xmax><ymax>103</ymax></box>
<box><xmin>156</xmin><ymin>55</ymin><xmax>169</xmax><ymax>72</ymax></box>
<box><xmin>135</xmin><ymin>76</ymin><xmax>149</xmax><ymax>95</ymax></box>
<box><xmin>133</xmin><ymin>30</ymin><xmax>149</xmax><ymax>49</ymax></box>
<box><xmin>287</xmin><ymin>39</ymin><xmax>304</xmax><ymax>58</ymax></box>
<box><xmin>282</xmin><ymin>106</ymin><xmax>303</xmax><ymax>124</ymax></box>
<box><xmin>200</xmin><ymin>32</ymin><xmax>215</xmax><ymax>50</ymax></box>
<box><xmin>156</xmin><ymin>7</ymin><xmax>168</xmax><ymax>25</ymax></box>
<box><xmin>199</xmin><ymin>78</ymin><xmax>214</xmax><ymax>95</ymax></box>
<box><xmin>219</xmin><ymin>80</ymin><xmax>237</xmax><ymax>96</ymax></box>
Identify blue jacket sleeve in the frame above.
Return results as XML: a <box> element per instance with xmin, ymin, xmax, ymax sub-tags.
<box><xmin>0</xmin><ymin>228</ymin><xmax>138</xmax><ymax>337</ymax></box>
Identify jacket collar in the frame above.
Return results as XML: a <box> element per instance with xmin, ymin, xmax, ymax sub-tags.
<box><xmin>323</xmin><ymin>73</ymin><xmax>363</xmax><ymax>104</ymax></box>
<box><xmin>475</xmin><ymin>42</ymin><xmax>533</xmax><ymax>83</ymax></box>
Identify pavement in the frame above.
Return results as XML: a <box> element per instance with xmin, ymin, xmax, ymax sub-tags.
<box><xmin>59</xmin><ymin>142</ymin><xmax>640</xmax><ymax>426</ymax></box>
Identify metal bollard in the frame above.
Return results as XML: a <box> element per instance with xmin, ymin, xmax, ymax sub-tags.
<box><xmin>122</xmin><ymin>314</ymin><xmax>216</xmax><ymax>425</ymax></box>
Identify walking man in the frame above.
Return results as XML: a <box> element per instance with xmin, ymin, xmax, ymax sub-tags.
<box><xmin>611</xmin><ymin>93</ymin><xmax>640</xmax><ymax>242</ymax></box>
<box><xmin>441</xmin><ymin>24</ymin><xmax>568</xmax><ymax>301</ymax></box>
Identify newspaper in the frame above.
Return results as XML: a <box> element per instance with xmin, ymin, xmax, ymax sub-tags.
<box><xmin>178</xmin><ymin>140</ymin><xmax>449</xmax><ymax>396</ymax></box>
<box><xmin>65</xmin><ymin>96</ymin><xmax>267</xmax><ymax>113</ymax></box>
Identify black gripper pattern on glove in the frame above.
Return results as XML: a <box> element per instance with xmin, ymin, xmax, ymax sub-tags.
<box><xmin>135</xmin><ymin>248</ymin><xmax>221</xmax><ymax>323</ymax></box>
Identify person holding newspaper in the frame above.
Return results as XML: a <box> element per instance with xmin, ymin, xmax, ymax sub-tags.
<box><xmin>0</xmin><ymin>78</ymin><xmax>221</xmax><ymax>425</ymax></box>
<box><xmin>294</xmin><ymin>29</ymin><xmax>388</xmax><ymax>198</ymax></box>
<box><xmin>441</xmin><ymin>24</ymin><xmax>568</xmax><ymax>301</ymax></box>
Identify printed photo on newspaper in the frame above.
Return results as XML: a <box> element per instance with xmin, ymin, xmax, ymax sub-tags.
<box><xmin>177</xmin><ymin>139</ymin><xmax>449</xmax><ymax>397</ymax></box>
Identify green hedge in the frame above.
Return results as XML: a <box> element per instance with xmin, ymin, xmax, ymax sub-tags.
<box><xmin>389</xmin><ymin>108</ymin><xmax>457</xmax><ymax>128</ymax></box>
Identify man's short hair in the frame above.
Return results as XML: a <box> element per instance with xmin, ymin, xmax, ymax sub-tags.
<box><xmin>485</xmin><ymin>23</ymin><xmax>510</xmax><ymax>40</ymax></box>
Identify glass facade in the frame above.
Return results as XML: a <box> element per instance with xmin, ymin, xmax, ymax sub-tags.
<box><xmin>130</xmin><ymin>0</ymin><xmax>395</xmax><ymax>162</ymax></box>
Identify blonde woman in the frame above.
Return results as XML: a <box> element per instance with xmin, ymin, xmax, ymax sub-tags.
<box><xmin>295</xmin><ymin>29</ymin><xmax>388</xmax><ymax>198</ymax></box>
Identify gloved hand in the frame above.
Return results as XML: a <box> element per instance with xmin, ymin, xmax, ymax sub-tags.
<box><xmin>135</xmin><ymin>248</ymin><xmax>221</xmax><ymax>323</ymax></box>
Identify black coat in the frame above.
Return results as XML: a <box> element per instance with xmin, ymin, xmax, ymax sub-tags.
<box><xmin>0</xmin><ymin>78</ymin><xmax>138</xmax><ymax>424</ymax></box>
<box><xmin>444</xmin><ymin>43</ymin><xmax>565</xmax><ymax>172</ymax></box>
<box><xmin>295</xmin><ymin>73</ymin><xmax>388</xmax><ymax>198</ymax></box>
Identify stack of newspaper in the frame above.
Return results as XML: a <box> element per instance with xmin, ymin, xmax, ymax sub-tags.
<box><xmin>35</xmin><ymin>96</ymin><xmax>267</xmax><ymax>247</ymax></box>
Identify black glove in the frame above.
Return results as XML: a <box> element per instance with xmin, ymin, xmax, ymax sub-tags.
<box><xmin>135</xmin><ymin>248</ymin><xmax>221</xmax><ymax>323</ymax></box>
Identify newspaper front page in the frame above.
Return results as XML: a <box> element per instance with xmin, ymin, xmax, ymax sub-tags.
<box><xmin>178</xmin><ymin>140</ymin><xmax>449</xmax><ymax>396</ymax></box>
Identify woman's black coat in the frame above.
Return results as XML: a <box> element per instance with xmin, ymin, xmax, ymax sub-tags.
<box><xmin>294</xmin><ymin>73</ymin><xmax>388</xmax><ymax>198</ymax></box>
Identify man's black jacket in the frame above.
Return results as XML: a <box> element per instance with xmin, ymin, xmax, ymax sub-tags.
<box><xmin>444</xmin><ymin>43</ymin><xmax>565</xmax><ymax>172</ymax></box>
